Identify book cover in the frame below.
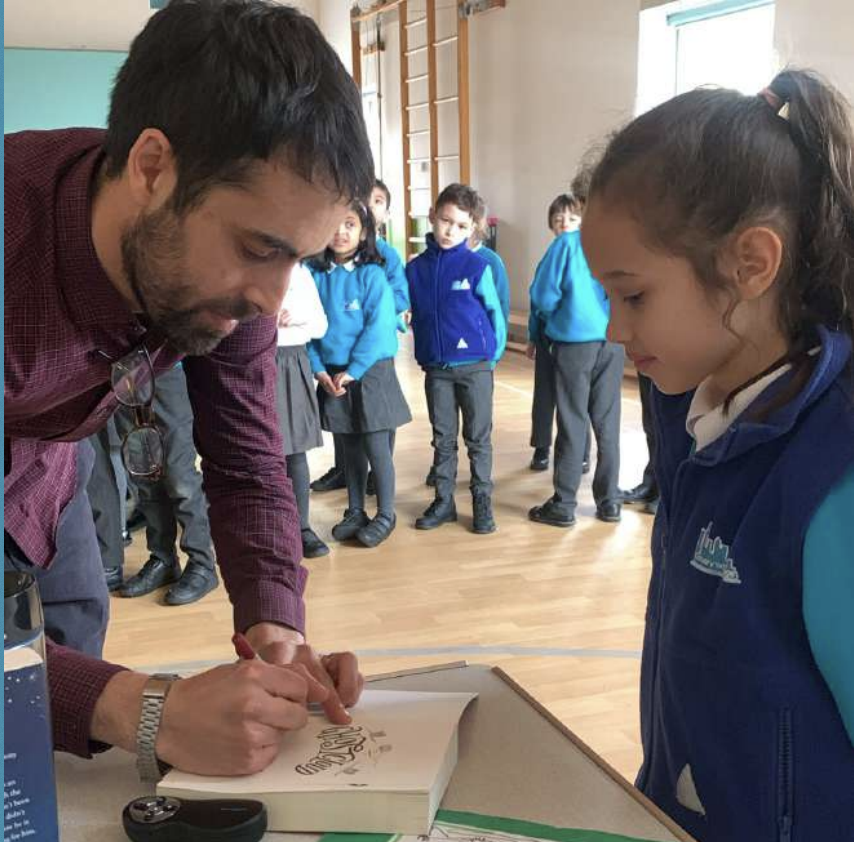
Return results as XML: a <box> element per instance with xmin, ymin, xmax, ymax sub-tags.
<box><xmin>159</xmin><ymin>689</ymin><xmax>476</xmax><ymax>833</ymax></box>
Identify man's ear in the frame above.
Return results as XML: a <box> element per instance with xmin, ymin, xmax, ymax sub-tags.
<box><xmin>723</xmin><ymin>226</ymin><xmax>784</xmax><ymax>301</ymax></box>
<box><xmin>428</xmin><ymin>207</ymin><xmax>436</xmax><ymax>226</ymax></box>
<box><xmin>124</xmin><ymin>128</ymin><xmax>178</xmax><ymax>211</ymax></box>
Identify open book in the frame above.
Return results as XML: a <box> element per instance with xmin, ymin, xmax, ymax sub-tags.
<box><xmin>158</xmin><ymin>689</ymin><xmax>477</xmax><ymax>834</ymax></box>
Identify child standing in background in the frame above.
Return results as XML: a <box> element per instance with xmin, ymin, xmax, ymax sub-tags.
<box><xmin>275</xmin><ymin>262</ymin><xmax>329</xmax><ymax>558</ymax></box>
<box><xmin>583</xmin><ymin>69</ymin><xmax>854</xmax><ymax>841</ymax></box>
<box><xmin>407</xmin><ymin>183</ymin><xmax>506</xmax><ymax>535</ymax></box>
<box><xmin>528</xmin><ymin>176</ymin><xmax>624</xmax><ymax>529</ymax></box>
<box><xmin>307</xmin><ymin>202</ymin><xmax>411</xmax><ymax>548</ymax></box>
<box><xmin>527</xmin><ymin>193</ymin><xmax>589</xmax><ymax>473</ymax></box>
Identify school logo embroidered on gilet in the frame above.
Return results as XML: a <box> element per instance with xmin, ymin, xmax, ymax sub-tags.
<box><xmin>690</xmin><ymin>521</ymin><xmax>741</xmax><ymax>584</ymax></box>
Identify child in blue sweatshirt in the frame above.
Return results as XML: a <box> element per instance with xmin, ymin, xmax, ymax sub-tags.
<box><xmin>307</xmin><ymin>201</ymin><xmax>411</xmax><ymax>548</ymax></box>
<box><xmin>406</xmin><ymin>183</ymin><xmax>506</xmax><ymax>534</ymax></box>
<box><xmin>582</xmin><ymin>69</ymin><xmax>854</xmax><ymax>841</ymax></box>
<box><xmin>526</xmin><ymin>193</ymin><xmax>588</xmax><ymax>473</ymax></box>
<box><xmin>528</xmin><ymin>174</ymin><xmax>624</xmax><ymax>529</ymax></box>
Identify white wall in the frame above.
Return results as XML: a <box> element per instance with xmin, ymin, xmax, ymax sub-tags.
<box><xmin>774</xmin><ymin>0</ymin><xmax>854</xmax><ymax>102</ymax></box>
<box><xmin>469</xmin><ymin>0</ymin><xmax>639</xmax><ymax>310</ymax></box>
<box><xmin>3</xmin><ymin>0</ymin><xmax>320</xmax><ymax>50</ymax></box>
<box><xmin>317</xmin><ymin>0</ymin><xmax>354</xmax><ymax>73</ymax></box>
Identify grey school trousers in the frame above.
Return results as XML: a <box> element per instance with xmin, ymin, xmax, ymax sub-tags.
<box><xmin>424</xmin><ymin>362</ymin><xmax>494</xmax><ymax>499</ymax></box>
<box><xmin>551</xmin><ymin>341</ymin><xmax>624</xmax><ymax>516</ymax></box>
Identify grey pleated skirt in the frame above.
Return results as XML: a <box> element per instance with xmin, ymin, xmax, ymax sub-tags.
<box><xmin>275</xmin><ymin>345</ymin><xmax>324</xmax><ymax>456</ymax></box>
<box><xmin>318</xmin><ymin>358</ymin><xmax>412</xmax><ymax>435</ymax></box>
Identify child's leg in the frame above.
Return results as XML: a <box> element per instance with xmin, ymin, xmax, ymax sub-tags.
<box><xmin>364</xmin><ymin>430</ymin><xmax>395</xmax><ymax>518</ymax></box>
<box><xmin>551</xmin><ymin>342</ymin><xmax>596</xmax><ymax>516</ymax></box>
<box><xmin>333</xmin><ymin>433</ymin><xmax>345</xmax><ymax>471</ymax></box>
<box><xmin>424</xmin><ymin>370</ymin><xmax>460</xmax><ymax>500</ymax></box>
<box><xmin>457</xmin><ymin>367</ymin><xmax>494</xmax><ymax>497</ymax></box>
<box><xmin>530</xmin><ymin>336</ymin><xmax>557</xmax><ymax>450</ymax></box>
<box><xmin>341</xmin><ymin>433</ymin><xmax>369</xmax><ymax>511</ymax></box>
<box><xmin>588</xmin><ymin>342</ymin><xmax>625</xmax><ymax>510</ymax></box>
<box><xmin>285</xmin><ymin>452</ymin><xmax>311</xmax><ymax>529</ymax></box>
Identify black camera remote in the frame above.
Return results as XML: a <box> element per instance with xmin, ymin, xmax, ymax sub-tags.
<box><xmin>122</xmin><ymin>795</ymin><xmax>267</xmax><ymax>842</ymax></box>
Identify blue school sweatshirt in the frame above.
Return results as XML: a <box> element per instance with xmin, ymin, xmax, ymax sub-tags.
<box><xmin>528</xmin><ymin>230</ymin><xmax>609</xmax><ymax>344</ymax></box>
<box><xmin>471</xmin><ymin>243</ymin><xmax>511</xmax><ymax>325</ymax></box>
<box><xmin>406</xmin><ymin>234</ymin><xmax>506</xmax><ymax>368</ymax></box>
<box><xmin>641</xmin><ymin>326</ymin><xmax>854</xmax><ymax>842</ymax></box>
<box><xmin>306</xmin><ymin>261</ymin><xmax>398</xmax><ymax>380</ymax></box>
<box><xmin>376</xmin><ymin>237</ymin><xmax>410</xmax><ymax>315</ymax></box>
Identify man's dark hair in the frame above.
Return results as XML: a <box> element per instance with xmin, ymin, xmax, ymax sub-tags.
<box><xmin>104</xmin><ymin>0</ymin><xmax>374</xmax><ymax>212</ymax></box>
<box><xmin>434</xmin><ymin>183</ymin><xmax>483</xmax><ymax>217</ymax></box>
<box><xmin>374</xmin><ymin>178</ymin><xmax>392</xmax><ymax>209</ymax></box>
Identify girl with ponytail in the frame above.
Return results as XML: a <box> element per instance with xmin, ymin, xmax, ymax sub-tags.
<box><xmin>581</xmin><ymin>69</ymin><xmax>854</xmax><ymax>841</ymax></box>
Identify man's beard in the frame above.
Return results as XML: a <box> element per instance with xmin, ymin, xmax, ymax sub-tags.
<box><xmin>121</xmin><ymin>205</ymin><xmax>256</xmax><ymax>356</ymax></box>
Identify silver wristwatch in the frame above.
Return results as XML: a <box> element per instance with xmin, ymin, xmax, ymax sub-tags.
<box><xmin>136</xmin><ymin>673</ymin><xmax>180</xmax><ymax>783</ymax></box>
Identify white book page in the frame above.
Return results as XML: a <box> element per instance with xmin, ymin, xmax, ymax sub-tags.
<box><xmin>162</xmin><ymin>690</ymin><xmax>476</xmax><ymax>795</ymax></box>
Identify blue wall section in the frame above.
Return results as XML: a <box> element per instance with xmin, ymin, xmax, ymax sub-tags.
<box><xmin>3</xmin><ymin>48</ymin><xmax>126</xmax><ymax>133</ymax></box>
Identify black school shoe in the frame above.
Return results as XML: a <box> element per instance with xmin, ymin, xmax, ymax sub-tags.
<box><xmin>104</xmin><ymin>566</ymin><xmax>124</xmax><ymax>592</ymax></box>
<box><xmin>415</xmin><ymin>497</ymin><xmax>457</xmax><ymax>530</ymax></box>
<box><xmin>529</xmin><ymin>448</ymin><xmax>550</xmax><ymax>472</ymax></box>
<box><xmin>311</xmin><ymin>466</ymin><xmax>346</xmax><ymax>493</ymax></box>
<box><xmin>357</xmin><ymin>513</ymin><xmax>397</xmax><ymax>548</ymax></box>
<box><xmin>472</xmin><ymin>493</ymin><xmax>496</xmax><ymax>534</ymax></box>
<box><xmin>619</xmin><ymin>482</ymin><xmax>658</xmax><ymax>505</ymax></box>
<box><xmin>596</xmin><ymin>502</ymin><xmax>622</xmax><ymax>523</ymax></box>
<box><xmin>331</xmin><ymin>508</ymin><xmax>371</xmax><ymax>541</ymax></box>
<box><xmin>528</xmin><ymin>498</ymin><xmax>576</xmax><ymax>528</ymax></box>
<box><xmin>301</xmin><ymin>527</ymin><xmax>330</xmax><ymax>558</ymax></box>
<box><xmin>165</xmin><ymin>561</ymin><xmax>219</xmax><ymax>606</ymax></box>
<box><xmin>120</xmin><ymin>557</ymin><xmax>182</xmax><ymax>598</ymax></box>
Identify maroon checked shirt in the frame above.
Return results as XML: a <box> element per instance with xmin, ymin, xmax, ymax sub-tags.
<box><xmin>4</xmin><ymin>129</ymin><xmax>307</xmax><ymax>756</ymax></box>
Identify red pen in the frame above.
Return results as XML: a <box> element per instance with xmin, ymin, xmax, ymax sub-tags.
<box><xmin>232</xmin><ymin>632</ymin><xmax>258</xmax><ymax>660</ymax></box>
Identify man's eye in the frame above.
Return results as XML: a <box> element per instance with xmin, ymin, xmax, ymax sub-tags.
<box><xmin>241</xmin><ymin>245</ymin><xmax>276</xmax><ymax>262</ymax></box>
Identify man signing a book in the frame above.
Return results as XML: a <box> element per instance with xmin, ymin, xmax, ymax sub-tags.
<box><xmin>4</xmin><ymin>0</ymin><xmax>369</xmax><ymax>781</ymax></box>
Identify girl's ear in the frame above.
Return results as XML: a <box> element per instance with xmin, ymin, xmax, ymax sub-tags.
<box><xmin>722</xmin><ymin>226</ymin><xmax>784</xmax><ymax>301</ymax></box>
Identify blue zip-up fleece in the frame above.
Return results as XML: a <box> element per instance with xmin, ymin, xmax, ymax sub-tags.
<box><xmin>406</xmin><ymin>234</ymin><xmax>506</xmax><ymax>368</ymax></box>
<box><xmin>376</xmin><ymin>237</ymin><xmax>410</xmax><ymax>315</ymax></box>
<box><xmin>528</xmin><ymin>230</ymin><xmax>609</xmax><ymax>344</ymax></box>
<box><xmin>473</xmin><ymin>243</ymin><xmax>511</xmax><ymax>325</ymax></box>
<box><xmin>641</xmin><ymin>326</ymin><xmax>854</xmax><ymax>842</ymax></box>
<box><xmin>306</xmin><ymin>261</ymin><xmax>399</xmax><ymax>380</ymax></box>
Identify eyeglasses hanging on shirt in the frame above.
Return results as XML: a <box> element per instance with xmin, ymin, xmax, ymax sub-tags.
<box><xmin>101</xmin><ymin>346</ymin><xmax>165</xmax><ymax>480</ymax></box>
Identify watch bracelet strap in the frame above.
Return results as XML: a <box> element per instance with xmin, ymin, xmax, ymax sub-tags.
<box><xmin>136</xmin><ymin>674</ymin><xmax>180</xmax><ymax>783</ymax></box>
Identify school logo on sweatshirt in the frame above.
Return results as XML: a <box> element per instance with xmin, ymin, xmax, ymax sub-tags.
<box><xmin>457</xmin><ymin>338</ymin><xmax>469</xmax><ymax>350</ymax></box>
<box><xmin>450</xmin><ymin>278</ymin><xmax>472</xmax><ymax>292</ymax></box>
<box><xmin>690</xmin><ymin>522</ymin><xmax>741</xmax><ymax>584</ymax></box>
<box><xmin>345</xmin><ymin>298</ymin><xmax>361</xmax><ymax>311</ymax></box>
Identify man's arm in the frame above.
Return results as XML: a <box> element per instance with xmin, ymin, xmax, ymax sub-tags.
<box><xmin>181</xmin><ymin>316</ymin><xmax>306</xmax><ymax>639</ymax></box>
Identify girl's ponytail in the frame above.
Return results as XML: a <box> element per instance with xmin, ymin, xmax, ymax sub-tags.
<box><xmin>763</xmin><ymin>69</ymin><xmax>854</xmax><ymax>344</ymax></box>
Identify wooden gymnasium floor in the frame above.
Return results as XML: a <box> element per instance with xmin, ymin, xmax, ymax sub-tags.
<box><xmin>104</xmin><ymin>336</ymin><xmax>654</xmax><ymax>781</ymax></box>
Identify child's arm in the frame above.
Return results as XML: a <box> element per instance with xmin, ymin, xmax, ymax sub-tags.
<box><xmin>306</xmin><ymin>339</ymin><xmax>325</xmax><ymax>374</ymax></box>
<box><xmin>492</xmin><ymin>253</ymin><xmax>512</xmax><ymax>325</ymax></box>
<box><xmin>528</xmin><ymin>234</ymin><xmax>572</xmax><ymax>319</ymax></box>
<box><xmin>301</xmin><ymin>272</ymin><xmax>329</xmax><ymax>340</ymax></box>
<box><xmin>383</xmin><ymin>244</ymin><xmax>411</xmax><ymax>315</ymax></box>
<box><xmin>347</xmin><ymin>268</ymin><xmax>396</xmax><ymax>380</ymax></box>
<box><xmin>474</xmin><ymin>265</ymin><xmax>507</xmax><ymax>362</ymax></box>
<box><xmin>803</xmin><ymin>465</ymin><xmax>854</xmax><ymax>745</ymax></box>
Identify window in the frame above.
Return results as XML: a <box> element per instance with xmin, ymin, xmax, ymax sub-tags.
<box><xmin>636</xmin><ymin>1</ymin><xmax>777</xmax><ymax>114</ymax></box>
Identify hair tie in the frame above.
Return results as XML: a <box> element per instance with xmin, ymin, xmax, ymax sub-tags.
<box><xmin>758</xmin><ymin>87</ymin><xmax>789</xmax><ymax>120</ymax></box>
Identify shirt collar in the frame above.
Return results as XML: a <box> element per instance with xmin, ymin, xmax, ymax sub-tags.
<box><xmin>328</xmin><ymin>260</ymin><xmax>356</xmax><ymax>273</ymax></box>
<box><xmin>687</xmin><ymin>347</ymin><xmax>821</xmax><ymax>451</ymax></box>
<box><xmin>55</xmin><ymin>143</ymin><xmax>142</xmax><ymax>330</ymax></box>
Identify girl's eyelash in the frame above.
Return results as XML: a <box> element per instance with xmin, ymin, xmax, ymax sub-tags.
<box><xmin>623</xmin><ymin>292</ymin><xmax>644</xmax><ymax>305</ymax></box>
